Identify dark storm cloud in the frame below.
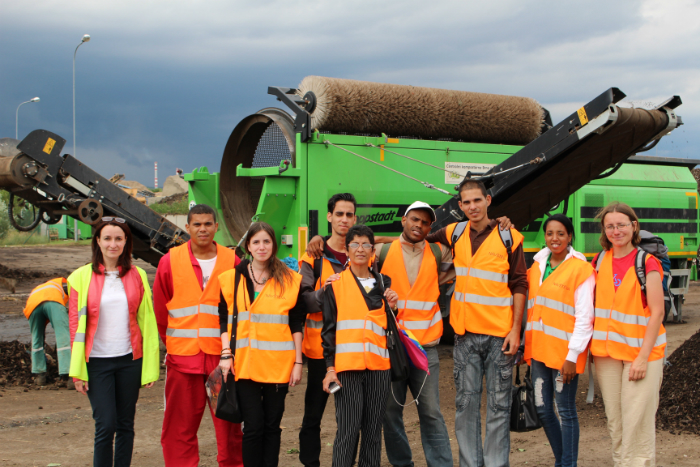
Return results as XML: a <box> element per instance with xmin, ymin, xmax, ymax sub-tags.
<box><xmin>1</xmin><ymin>0</ymin><xmax>698</xmax><ymax>186</ymax></box>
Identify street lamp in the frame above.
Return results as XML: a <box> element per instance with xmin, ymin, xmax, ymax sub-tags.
<box><xmin>73</xmin><ymin>34</ymin><xmax>90</xmax><ymax>241</ymax></box>
<box><xmin>73</xmin><ymin>34</ymin><xmax>90</xmax><ymax>158</ymax></box>
<box><xmin>15</xmin><ymin>97</ymin><xmax>40</xmax><ymax>139</ymax></box>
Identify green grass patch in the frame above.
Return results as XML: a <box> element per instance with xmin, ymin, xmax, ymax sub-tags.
<box><xmin>0</xmin><ymin>229</ymin><xmax>51</xmax><ymax>246</ymax></box>
<box><xmin>149</xmin><ymin>197</ymin><xmax>189</xmax><ymax>216</ymax></box>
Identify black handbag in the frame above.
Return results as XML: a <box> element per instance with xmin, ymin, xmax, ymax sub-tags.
<box><xmin>214</xmin><ymin>270</ymin><xmax>243</xmax><ymax>424</ymax></box>
<box><xmin>377</xmin><ymin>274</ymin><xmax>410</xmax><ymax>382</ymax></box>
<box><xmin>510</xmin><ymin>366</ymin><xmax>542</xmax><ymax>432</ymax></box>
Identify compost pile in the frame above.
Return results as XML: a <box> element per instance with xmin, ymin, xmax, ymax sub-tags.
<box><xmin>0</xmin><ymin>340</ymin><xmax>59</xmax><ymax>387</ymax></box>
<box><xmin>0</xmin><ymin>262</ymin><xmax>65</xmax><ymax>281</ymax></box>
<box><xmin>657</xmin><ymin>329</ymin><xmax>700</xmax><ymax>434</ymax></box>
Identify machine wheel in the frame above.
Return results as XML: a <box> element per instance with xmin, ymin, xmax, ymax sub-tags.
<box><xmin>78</xmin><ymin>199</ymin><xmax>104</xmax><ymax>225</ymax></box>
<box><xmin>7</xmin><ymin>193</ymin><xmax>42</xmax><ymax>232</ymax></box>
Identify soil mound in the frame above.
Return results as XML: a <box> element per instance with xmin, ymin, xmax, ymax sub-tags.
<box><xmin>153</xmin><ymin>192</ymin><xmax>187</xmax><ymax>206</ymax></box>
<box><xmin>0</xmin><ymin>340</ymin><xmax>59</xmax><ymax>387</ymax></box>
<box><xmin>0</xmin><ymin>263</ymin><xmax>69</xmax><ymax>281</ymax></box>
<box><xmin>657</xmin><ymin>328</ymin><xmax>700</xmax><ymax>434</ymax></box>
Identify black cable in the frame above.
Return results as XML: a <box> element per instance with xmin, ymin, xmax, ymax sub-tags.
<box><xmin>8</xmin><ymin>193</ymin><xmax>43</xmax><ymax>232</ymax></box>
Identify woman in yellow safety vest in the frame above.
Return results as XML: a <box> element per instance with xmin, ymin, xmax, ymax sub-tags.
<box><xmin>68</xmin><ymin>217</ymin><xmax>159</xmax><ymax>467</ymax></box>
<box><xmin>321</xmin><ymin>224</ymin><xmax>399</xmax><ymax>467</ymax></box>
<box><xmin>218</xmin><ymin>222</ymin><xmax>305</xmax><ymax>467</ymax></box>
<box><xmin>524</xmin><ymin>214</ymin><xmax>595</xmax><ymax>467</ymax></box>
<box><xmin>592</xmin><ymin>202</ymin><xmax>666</xmax><ymax>467</ymax></box>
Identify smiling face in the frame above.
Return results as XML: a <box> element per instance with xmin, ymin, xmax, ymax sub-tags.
<box><xmin>458</xmin><ymin>188</ymin><xmax>491</xmax><ymax>223</ymax></box>
<box><xmin>402</xmin><ymin>209</ymin><xmax>432</xmax><ymax>243</ymax></box>
<box><xmin>186</xmin><ymin>213</ymin><xmax>218</xmax><ymax>249</ymax></box>
<box><xmin>247</xmin><ymin>229</ymin><xmax>274</xmax><ymax>263</ymax></box>
<box><xmin>327</xmin><ymin>200</ymin><xmax>356</xmax><ymax>237</ymax></box>
<box><xmin>544</xmin><ymin>220</ymin><xmax>572</xmax><ymax>256</ymax></box>
<box><xmin>603</xmin><ymin>211</ymin><xmax>636</xmax><ymax>249</ymax></box>
<box><xmin>96</xmin><ymin>225</ymin><xmax>126</xmax><ymax>263</ymax></box>
<box><xmin>347</xmin><ymin>235</ymin><xmax>374</xmax><ymax>268</ymax></box>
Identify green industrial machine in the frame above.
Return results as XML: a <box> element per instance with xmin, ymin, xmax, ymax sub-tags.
<box><xmin>184</xmin><ymin>79</ymin><xmax>692</xmax><ymax>320</ymax></box>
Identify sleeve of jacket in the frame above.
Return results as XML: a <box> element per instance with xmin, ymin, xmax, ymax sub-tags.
<box><xmin>299</xmin><ymin>260</ymin><xmax>321</xmax><ymax>315</ymax></box>
<box><xmin>507</xmin><ymin>242</ymin><xmax>529</xmax><ymax>296</ymax></box>
<box><xmin>321</xmin><ymin>285</ymin><xmax>339</xmax><ymax>368</ymax></box>
<box><xmin>136</xmin><ymin>267</ymin><xmax>160</xmax><ymax>385</ymax></box>
<box><xmin>567</xmin><ymin>272</ymin><xmax>596</xmax><ymax>363</ymax></box>
<box><xmin>288</xmin><ymin>286</ymin><xmax>306</xmax><ymax>334</ymax></box>
<box><xmin>153</xmin><ymin>252</ymin><xmax>173</xmax><ymax>345</ymax></box>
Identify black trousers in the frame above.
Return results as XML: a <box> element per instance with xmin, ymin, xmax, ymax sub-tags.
<box><xmin>333</xmin><ymin>369</ymin><xmax>390</xmax><ymax>467</ymax></box>
<box><xmin>86</xmin><ymin>354</ymin><xmax>142</xmax><ymax>467</ymax></box>
<box><xmin>237</xmin><ymin>378</ymin><xmax>289</xmax><ymax>467</ymax></box>
<box><xmin>299</xmin><ymin>358</ymin><xmax>330</xmax><ymax>467</ymax></box>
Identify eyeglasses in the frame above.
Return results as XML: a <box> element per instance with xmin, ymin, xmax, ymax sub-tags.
<box><xmin>348</xmin><ymin>242</ymin><xmax>373</xmax><ymax>250</ymax></box>
<box><xmin>102</xmin><ymin>217</ymin><xmax>126</xmax><ymax>224</ymax></box>
<box><xmin>604</xmin><ymin>223</ymin><xmax>632</xmax><ymax>232</ymax></box>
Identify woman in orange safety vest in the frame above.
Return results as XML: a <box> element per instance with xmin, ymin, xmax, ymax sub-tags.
<box><xmin>524</xmin><ymin>214</ymin><xmax>595</xmax><ymax>467</ymax></box>
<box><xmin>321</xmin><ymin>224</ymin><xmax>399</xmax><ymax>467</ymax></box>
<box><xmin>217</xmin><ymin>222</ymin><xmax>305</xmax><ymax>467</ymax></box>
<box><xmin>591</xmin><ymin>202</ymin><xmax>666</xmax><ymax>467</ymax></box>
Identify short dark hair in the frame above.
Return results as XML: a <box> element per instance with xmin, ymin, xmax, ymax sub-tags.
<box><xmin>91</xmin><ymin>220</ymin><xmax>133</xmax><ymax>277</ymax></box>
<box><xmin>328</xmin><ymin>193</ymin><xmax>357</xmax><ymax>214</ymax></box>
<box><xmin>543</xmin><ymin>214</ymin><xmax>575</xmax><ymax>241</ymax></box>
<box><xmin>187</xmin><ymin>204</ymin><xmax>217</xmax><ymax>224</ymax></box>
<box><xmin>458</xmin><ymin>179</ymin><xmax>488</xmax><ymax>198</ymax></box>
<box><xmin>345</xmin><ymin>224</ymin><xmax>375</xmax><ymax>249</ymax></box>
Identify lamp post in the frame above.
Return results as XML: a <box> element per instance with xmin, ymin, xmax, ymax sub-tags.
<box><xmin>15</xmin><ymin>97</ymin><xmax>40</xmax><ymax>139</ymax></box>
<box><xmin>73</xmin><ymin>34</ymin><xmax>90</xmax><ymax>158</ymax></box>
<box><xmin>73</xmin><ymin>34</ymin><xmax>90</xmax><ymax>241</ymax></box>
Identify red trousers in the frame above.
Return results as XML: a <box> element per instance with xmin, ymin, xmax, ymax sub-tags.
<box><xmin>161</xmin><ymin>361</ymin><xmax>243</xmax><ymax>466</ymax></box>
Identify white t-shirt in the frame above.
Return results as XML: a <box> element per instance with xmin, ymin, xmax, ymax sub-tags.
<box><xmin>357</xmin><ymin>276</ymin><xmax>377</xmax><ymax>293</ymax></box>
<box><xmin>197</xmin><ymin>256</ymin><xmax>217</xmax><ymax>288</ymax></box>
<box><xmin>91</xmin><ymin>271</ymin><xmax>133</xmax><ymax>358</ymax></box>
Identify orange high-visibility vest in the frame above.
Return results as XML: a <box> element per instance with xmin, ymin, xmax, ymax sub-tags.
<box><xmin>447</xmin><ymin>222</ymin><xmax>524</xmax><ymax>337</ymax></box>
<box><xmin>524</xmin><ymin>257</ymin><xmax>594</xmax><ymax>373</ymax></box>
<box><xmin>591</xmin><ymin>250</ymin><xmax>666</xmax><ymax>361</ymax></box>
<box><xmin>220</xmin><ymin>268</ymin><xmax>302</xmax><ymax>384</ymax></box>
<box><xmin>380</xmin><ymin>241</ymin><xmax>442</xmax><ymax>345</ymax></box>
<box><xmin>332</xmin><ymin>269</ymin><xmax>390</xmax><ymax>372</ymax></box>
<box><xmin>165</xmin><ymin>243</ymin><xmax>237</xmax><ymax>356</ymax></box>
<box><xmin>299</xmin><ymin>254</ymin><xmax>336</xmax><ymax>359</ymax></box>
<box><xmin>23</xmin><ymin>278</ymin><xmax>68</xmax><ymax>319</ymax></box>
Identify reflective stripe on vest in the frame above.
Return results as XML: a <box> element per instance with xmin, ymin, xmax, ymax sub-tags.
<box><xmin>23</xmin><ymin>278</ymin><xmax>68</xmax><ymax>319</ymax></box>
<box><xmin>300</xmin><ymin>254</ymin><xmax>335</xmax><ymax>359</ymax></box>
<box><xmin>220</xmin><ymin>267</ymin><xmax>303</xmax><ymax>384</ymax></box>
<box><xmin>591</xmin><ymin>251</ymin><xmax>666</xmax><ymax>361</ymax></box>
<box><xmin>447</xmin><ymin>222</ymin><xmax>523</xmax><ymax>338</ymax></box>
<box><xmin>331</xmin><ymin>269</ymin><xmax>390</xmax><ymax>372</ymax></box>
<box><xmin>165</xmin><ymin>243</ymin><xmax>236</xmax><ymax>356</ymax></box>
<box><xmin>379</xmin><ymin>240</ymin><xmax>443</xmax><ymax>345</ymax></box>
<box><xmin>523</xmin><ymin>256</ymin><xmax>593</xmax><ymax>374</ymax></box>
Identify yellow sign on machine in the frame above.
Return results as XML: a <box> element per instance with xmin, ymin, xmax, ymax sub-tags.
<box><xmin>577</xmin><ymin>107</ymin><xmax>589</xmax><ymax>125</ymax></box>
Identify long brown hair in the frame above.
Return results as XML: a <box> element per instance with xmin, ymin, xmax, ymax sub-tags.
<box><xmin>595</xmin><ymin>202</ymin><xmax>641</xmax><ymax>250</ymax></box>
<box><xmin>245</xmin><ymin>222</ymin><xmax>293</xmax><ymax>293</ymax></box>
<box><xmin>91</xmin><ymin>219</ymin><xmax>133</xmax><ymax>277</ymax></box>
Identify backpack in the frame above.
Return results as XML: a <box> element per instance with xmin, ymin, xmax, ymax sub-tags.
<box><xmin>375</xmin><ymin>241</ymin><xmax>443</xmax><ymax>277</ymax></box>
<box><xmin>594</xmin><ymin>230</ymin><xmax>676</xmax><ymax>322</ymax></box>
<box><xmin>449</xmin><ymin>221</ymin><xmax>514</xmax><ymax>256</ymax></box>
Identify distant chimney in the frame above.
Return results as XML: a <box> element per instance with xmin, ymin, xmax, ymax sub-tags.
<box><xmin>154</xmin><ymin>162</ymin><xmax>158</xmax><ymax>189</ymax></box>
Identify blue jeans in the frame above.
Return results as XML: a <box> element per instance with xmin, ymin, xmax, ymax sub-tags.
<box><xmin>453</xmin><ymin>332</ymin><xmax>513</xmax><ymax>467</ymax></box>
<box><xmin>530</xmin><ymin>359</ymin><xmax>579</xmax><ymax>467</ymax></box>
<box><xmin>383</xmin><ymin>346</ymin><xmax>453</xmax><ymax>467</ymax></box>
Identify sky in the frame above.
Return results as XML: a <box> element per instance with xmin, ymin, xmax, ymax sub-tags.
<box><xmin>1</xmin><ymin>0</ymin><xmax>699</xmax><ymax>187</ymax></box>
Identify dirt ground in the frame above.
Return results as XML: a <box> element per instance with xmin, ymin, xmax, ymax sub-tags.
<box><xmin>1</xmin><ymin>244</ymin><xmax>699</xmax><ymax>466</ymax></box>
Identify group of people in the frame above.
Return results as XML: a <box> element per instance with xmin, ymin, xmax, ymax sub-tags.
<box><xmin>25</xmin><ymin>178</ymin><xmax>667</xmax><ymax>467</ymax></box>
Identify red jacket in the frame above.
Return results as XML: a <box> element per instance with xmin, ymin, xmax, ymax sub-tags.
<box><xmin>69</xmin><ymin>265</ymin><xmax>145</xmax><ymax>362</ymax></box>
<box><xmin>153</xmin><ymin>241</ymin><xmax>240</xmax><ymax>374</ymax></box>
